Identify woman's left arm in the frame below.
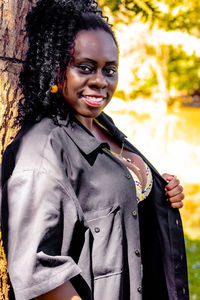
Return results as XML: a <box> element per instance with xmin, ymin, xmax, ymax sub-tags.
<box><xmin>162</xmin><ymin>173</ymin><xmax>184</xmax><ymax>209</ymax></box>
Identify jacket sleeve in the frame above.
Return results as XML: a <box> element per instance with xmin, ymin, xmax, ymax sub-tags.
<box><xmin>6</xmin><ymin>169</ymin><xmax>82</xmax><ymax>300</ymax></box>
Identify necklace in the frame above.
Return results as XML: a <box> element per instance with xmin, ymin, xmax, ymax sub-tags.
<box><xmin>104</xmin><ymin>145</ymin><xmax>141</xmax><ymax>172</ymax></box>
<box><xmin>104</xmin><ymin>146</ymin><xmax>151</xmax><ymax>197</ymax></box>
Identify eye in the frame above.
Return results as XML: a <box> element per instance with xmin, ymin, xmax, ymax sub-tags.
<box><xmin>77</xmin><ymin>65</ymin><xmax>93</xmax><ymax>74</ymax></box>
<box><xmin>104</xmin><ymin>67</ymin><xmax>117</xmax><ymax>77</ymax></box>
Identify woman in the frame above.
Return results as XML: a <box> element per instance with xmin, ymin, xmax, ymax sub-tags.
<box><xmin>1</xmin><ymin>0</ymin><xmax>188</xmax><ymax>299</ymax></box>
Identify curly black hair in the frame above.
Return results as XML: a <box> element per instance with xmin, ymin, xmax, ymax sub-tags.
<box><xmin>16</xmin><ymin>0</ymin><xmax>117</xmax><ymax>126</ymax></box>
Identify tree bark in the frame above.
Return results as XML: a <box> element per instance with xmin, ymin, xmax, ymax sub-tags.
<box><xmin>0</xmin><ymin>0</ymin><xmax>36</xmax><ymax>158</ymax></box>
<box><xmin>0</xmin><ymin>1</ymin><xmax>36</xmax><ymax>298</ymax></box>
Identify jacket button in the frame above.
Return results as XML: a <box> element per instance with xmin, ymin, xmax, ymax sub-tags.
<box><xmin>135</xmin><ymin>249</ymin><xmax>140</xmax><ymax>256</ymax></box>
<box><xmin>94</xmin><ymin>227</ymin><xmax>100</xmax><ymax>233</ymax></box>
<box><xmin>137</xmin><ymin>286</ymin><xmax>142</xmax><ymax>293</ymax></box>
<box><xmin>180</xmin><ymin>255</ymin><xmax>183</xmax><ymax>261</ymax></box>
<box><xmin>132</xmin><ymin>210</ymin><xmax>137</xmax><ymax>217</ymax></box>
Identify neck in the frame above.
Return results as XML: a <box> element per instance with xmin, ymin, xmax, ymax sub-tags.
<box><xmin>73</xmin><ymin>114</ymin><xmax>94</xmax><ymax>131</ymax></box>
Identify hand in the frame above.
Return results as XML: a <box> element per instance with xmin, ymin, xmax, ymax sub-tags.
<box><xmin>36</xmin><ymin>281</ymin><xmax>82</xmax><ymax>300</ymax></box>
<box><xmin>162</xmin><ymin>173</ymin><xmax>184</xmax><ymax>209</ymax></box>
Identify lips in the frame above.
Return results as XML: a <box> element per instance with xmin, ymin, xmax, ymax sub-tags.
<box><xmin>81</xmin><ymin>95</ymin><xmax>106</xmax><ymax>107</ymax></box>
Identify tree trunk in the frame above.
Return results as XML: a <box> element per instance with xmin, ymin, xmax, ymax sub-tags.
<box><xmin>0</xmin><ymin>0</ymin><xmax>37</xmax><ymax>158</ymax></box>
<box><xmin>0</xmin><ymin>1</ymin><xmax>36</xmax><ymax>298</ymax></box>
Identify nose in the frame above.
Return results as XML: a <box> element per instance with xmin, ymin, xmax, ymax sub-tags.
<box><xmin>89</xmin><ymin>70</ymin><xmax>108</xmax><ymax>89</ymax></box>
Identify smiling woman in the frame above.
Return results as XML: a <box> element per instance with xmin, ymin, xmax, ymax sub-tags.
<box><xmin>60</xmin><ymin>30</ymin><xmax>118</xmax><ymax>128</ymax></box>
<box><xmin>0</xmin><ymin>0</ymin><xmax>188</xmax><ymax>300</ymax></box>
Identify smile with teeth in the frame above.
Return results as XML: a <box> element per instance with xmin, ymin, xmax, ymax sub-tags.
<box><xmin>81</xmin><ymin>95</ymin><xmax>106</xmax><ymax>107</ymax></box>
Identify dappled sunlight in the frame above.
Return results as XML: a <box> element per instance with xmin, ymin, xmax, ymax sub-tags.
<box><xmin>183</xmin><ymin>185</ymin><xmax>200</xmax><ymax>239</ymax></box>
<box><xmin>115</xmin><ymin>21</ymin><xmax>200</xmax><ymax>99</ymax></box>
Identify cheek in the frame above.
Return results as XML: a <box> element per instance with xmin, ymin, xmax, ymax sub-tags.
<box><xmin>110</xmin><ymin>77</ymin><xmax>118</xmax><ymax>93</ymax></box>
<box><xmin>61</xmin><ymin>80</ymin><xmax>69</xmax><ymax>100</ymax></box>
<box><xmin>61</xmin><ymin>73</ymin><xmax>77</xmax><ymax>100</ymax></box>
<box><xmin>65</xmin><ymin>71</ymin><xmax>85</xmax><ymax>93</ymax></box>
<box><xmin>115</xmin><ymin>73</ymin><xmax>119</xmax><ymax>87</ymax></box>
<box><xmin>59</xmin><ymin>70</ymin><xmax>69</xmax><ymax>99</ymax></box>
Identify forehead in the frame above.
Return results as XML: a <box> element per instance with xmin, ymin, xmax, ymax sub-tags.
<box><xmin>73</xmin><ymin>30</ymin><xmax>118</xmax><ymax>62</ymax></box>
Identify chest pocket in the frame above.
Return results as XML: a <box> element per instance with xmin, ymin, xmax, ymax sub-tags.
<box><xmin>86</xmin><ymin>205</ymin><xmax>123</xmax><ymax>279</ymax></box>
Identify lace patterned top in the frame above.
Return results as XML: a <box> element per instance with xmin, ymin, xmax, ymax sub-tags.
<box><xmin>104</xmin><ymin>147</ymin><xmax>153</xmax><ymax>204</ymax></box>
<box><xmin>128</xmin><ymin>163</ymin><xmax>153</xmax><ymax>204</ymax></box>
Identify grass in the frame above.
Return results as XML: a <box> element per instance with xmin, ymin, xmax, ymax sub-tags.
<box><xmin>185</xmin><ymin>236</ymin><xmax>200</xmax><ymax>299</ymax></box>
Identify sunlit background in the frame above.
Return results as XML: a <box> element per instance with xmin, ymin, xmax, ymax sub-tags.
<box><xmin>101</xmin><ymin>1</ymin><xmax>200</xmax><ymax>298</ymax></box>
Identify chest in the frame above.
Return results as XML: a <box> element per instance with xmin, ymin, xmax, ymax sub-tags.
<box><xmin>63</xmin><ymin>140</ymin><xmax>137</xmax><ymax>215</ymax></box>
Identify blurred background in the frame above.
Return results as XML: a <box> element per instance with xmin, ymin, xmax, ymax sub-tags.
<box><xmin>100</xmin><ymin>0</ymin><xmax>200</xmax><ymax>298</ymax></box>
<box><xmin>0</xmin><ymin>0</ymin><xmax>200</xmax><ymax>298</ymax></box>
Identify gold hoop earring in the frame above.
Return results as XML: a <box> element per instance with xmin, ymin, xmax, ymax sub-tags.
<box><xmin>50</xmin><ymin>85</ymin><xmax>58</xmax><ymax>93</ymax></box>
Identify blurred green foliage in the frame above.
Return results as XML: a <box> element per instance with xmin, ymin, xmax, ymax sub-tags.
<box><xmin>185</xmin><ymin>237</ymin><xmax>200</xmax><ymax>298</ymax></box>
<box><xmin>128</xmin><ymin>45</ymin><xmax>200</xmax><ymax>100</ymax></box>
<box><xmin>99</xmin><ymin>0</ymin><xmax>159</xmax><ymax>22</ymax></box>
<box><xmin>168</xmin><ymin>46</ymin><xmax>200</xmax><ymax>93</ymax></box>
<box><xmin>129</xmin><ymin>69</ymin><xmax>158</xmax><ymax>99</ymax></box>
<box><xmin>102</xmin><ymin>0</ymin><xmax>200</xmax><ymax>102</ymax></box>
<box><xmin>114</xmin><ymin>90</ymin><xmax>127</xmax><ymax>101</ymax></box>
<box><xmin>157</xmin><ymin>0</ymin><xmax>200</xmax><ymax>38</ymax></box>
<box><xmin>101</xmin><ymin>0</ymin><xmax>200</xmax><ymax>36</ymax></box>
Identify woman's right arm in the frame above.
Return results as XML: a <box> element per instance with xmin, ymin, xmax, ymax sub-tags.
<box><xmin>36</xmin><ymin>281</ymin><xmax>82</xmax><ymax>300</ymax></box>
<box><xmin>4</xmin><ymin>170</ymin><xmax>83</xmax><ymax>299</ymax></box>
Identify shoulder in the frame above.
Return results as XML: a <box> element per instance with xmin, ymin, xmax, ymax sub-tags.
<box><xmin>2</xmin><ymin>118</ymin><xmax>66</xmax><ymax>179</ymax></box>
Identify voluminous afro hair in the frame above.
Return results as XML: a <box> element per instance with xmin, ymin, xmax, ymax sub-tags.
<box><xmin>16</xmin><ymin>0</ymin><xmax>117</xmax><ymax>126</ymax></box>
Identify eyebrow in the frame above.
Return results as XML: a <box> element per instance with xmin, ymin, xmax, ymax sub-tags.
<box><xmin>76</xmin><ymin>57</ymin><xmax>118</xmax><ymax>65</ymax></box>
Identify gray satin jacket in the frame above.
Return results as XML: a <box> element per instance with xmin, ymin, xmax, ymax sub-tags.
<box><xmin>1</xmin><ymin>112</ymin><xmax>189</xmax><ymax>300</ymax></box>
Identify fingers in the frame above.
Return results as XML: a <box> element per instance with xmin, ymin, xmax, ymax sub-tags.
<box><xmin>163</xmin><ymin>173</ymin><xmax>185</xmax><ymax>209</ymax></box>
<box><xmin>170</xmin><ymin>200</ymin><xmax>184</xmax><ymax>209</ymax></box>
<box><xmin>162</xmin><ymin>173</ymin><xmax>181</xmax><ymax>192</ymax></box>
<box><xmin>162</xmin><ymin>173</ymin><xmax>176</xmax><ymax>182</ymax></box>
<box><xmin>163</xmin><ymin>174</ymin><xmax>185</xmax><ymax>209</ymax></box>
<box><xmin>165</xmin><ymin>175</ymin><xmax>180</xmax><ymax>188</ymax></box>
<box><xmin>166</xmin><ymin>188</ymin><xmax>185</xmax><ymax>209</ymax></box>
<box><xmin>165</xmin><ymin>183</ymin><xmax>183</xmax><ymax>198</ymax></box>
<box><xmin>167</xmin><ymin>191</ymin><xmax>185</xmax><ymax>202</ymax></box>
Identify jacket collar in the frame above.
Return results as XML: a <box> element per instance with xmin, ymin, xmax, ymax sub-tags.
<box><xmin>58</xmin><ymin>112</ymin><xmax>111</xmax><ymax>155</ymax></box>
<box><xmin>97</xmin><ymin>113</ymin><xmax>166</xmax><ymax>183</ymax></box>
<box><xmin>58</xmin><ymin>112</ymin><xmax>166</xmax><ymax>183</ymax></box>
<box><xmin>96</xmin><ymin>112</ymin><xmax>127</xmax><ymax>144</ymax></box>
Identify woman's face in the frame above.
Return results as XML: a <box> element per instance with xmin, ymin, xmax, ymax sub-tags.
<box><xmin>59</xmin><ymin>29</ymin><xmax>119</xmax><ymax>127</ymax></box>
